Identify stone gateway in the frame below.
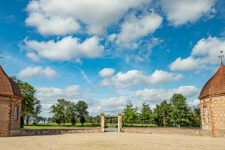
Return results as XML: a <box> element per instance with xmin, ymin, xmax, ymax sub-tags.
<box><xmin>199</xmin><ymin>65</ymin><xmax>225</xmax><ymax>137</ymax></box>
<box><xmin>0</xmin><ymin>66</ymin><xmax>23</xmax><ymax>136</ymax></box>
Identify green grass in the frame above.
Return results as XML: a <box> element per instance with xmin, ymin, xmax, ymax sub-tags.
<box><xmin>123</xmin><ymin>123</ymin><xmax>158</xmax><ymax>128</ymax></box>
<box><xmin>22</xmin><ymin>122</ymin><xmax>100</xmax><ymax>129</ymax></box>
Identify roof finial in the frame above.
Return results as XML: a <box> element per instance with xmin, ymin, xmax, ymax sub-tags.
<box><xmin>218</xmin><ymin>51</ymin><xmax>224</xmax><ymax>65</ymax></box>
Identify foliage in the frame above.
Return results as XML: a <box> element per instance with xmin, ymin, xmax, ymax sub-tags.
<box><xmin>76</xmin><ymin>101</ymin><xmax>89</xmax><ymax>126</ymax></box>
<box><xmin>12</xmin><ymin>76</ymin><xmax>42</xmax><ymax>127</ymax></box>
<box><xmin>153</xmin><ymin>100</ymin><xmax>173</xmax><ymax>127</ymax></box>
<box><xmin>122</xmin><ymin>93</ymin><xmax>201</xmax><ymax>128</ymax></box>
<box><xmin>122</xmin><ymin>104</ymin><xmax>138</xmax><ymax>123</ymax></box>
<box><xmin>50</xmin><ymin>99</ymin><xmax>89</xmax><ymax>126</ymax></box>
<box><xmin>139</xmin><ymin>103</ymin><xmax>153</xmax><ymax>124</ymax></box>
<box><xmin>170</xmin><ymin>94</ymin><xmax>191</xmax><ymax>127</ymax></box>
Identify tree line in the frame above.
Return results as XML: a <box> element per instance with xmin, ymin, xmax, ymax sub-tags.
<box><xmin>12</xmin><ymin>77</ymin><xmax>89</xmax><ymax>127</ymax></box>
<box><xmin>50</xmin><ymin>99</ymin><xmax>88</xmax><ymax>126</ymax></box>
<box><xmin>13</xmin><ymin>77</ymin><xmax>200</xmax><ymax>128</ymax></box>
<box><xmin>122</xmin><ymin>93</ymin><xmax>201</xmax><ymax>127</ymax></box>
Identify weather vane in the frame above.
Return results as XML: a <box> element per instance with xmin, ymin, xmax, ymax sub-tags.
<box><xmin>218</xmin><ymin>51</ymin><xmax>224</xmax><ymax>65</ymax></box>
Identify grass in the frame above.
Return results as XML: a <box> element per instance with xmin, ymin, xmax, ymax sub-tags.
<box><xmin>22</xmin><ymin>122</ymin><xmax>100</xmax><ymax>129</ymax></box>
<box><xmin>22</xmin><ymin>122</ymin><xmax>200</xmax><ymax>130</ymax></box>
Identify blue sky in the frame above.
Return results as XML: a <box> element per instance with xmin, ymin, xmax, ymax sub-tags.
<box><xmin>1</xmin><ymin>0</ymin><xmax>225</xmax><ymax>117</ymax></box>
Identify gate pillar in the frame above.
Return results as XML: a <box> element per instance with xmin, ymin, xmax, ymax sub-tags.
<box><xmin>100</xmin><ymin>112</ymin><xmax>104</xmax><ymax>132</ymax></box>
<box><xmin>118</xmin><ymin>112</ymin><xmax>122</xmax><ymax>132</ymax></box>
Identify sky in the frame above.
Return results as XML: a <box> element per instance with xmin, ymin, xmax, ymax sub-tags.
<box><xmin>1</xmin><ymin>0</ymin><xmax>225</xmax><ymax>117</ymax></box>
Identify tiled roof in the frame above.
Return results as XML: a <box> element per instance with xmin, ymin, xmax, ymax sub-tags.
<box><xmin>0</xmin><ymin>66</ymin><xmax>22</xmax><ymax>99</ymax></box>
<box><xmin>199</xmin><ymin>65</ymin><xmax>225</xmax><ymax>99</ymax></box>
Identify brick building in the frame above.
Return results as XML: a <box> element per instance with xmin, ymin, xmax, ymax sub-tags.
<box><xmin>199</xmin><ymin>65</ymin><xmax>225</xmax><ymax>137</ymax></box>
<box><xmin>0</xmin><ymin>66</ymin><xmax>22</xmax><ymax>136</ymax></box>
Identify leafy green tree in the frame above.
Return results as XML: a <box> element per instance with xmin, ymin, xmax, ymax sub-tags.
<box><xmin>12</xmin><ymin>76</ymin><xmax>41</xmax><ymax>127</ymax></box>
<box><xmin>153</xmin><ymin>100</ymin><xmax>173</xmax><ymax>127</ymax></box>
<box><xmin>50</xmin><ymin>99</ymin><xmax>71</xmax><ymax>125</ymax></box>
<box><xmin>122</xmin><ymin>104</ymin><xmax>138</xmax><ymax>123</ymax></box>
<box><xmin>32</xmin><ymin>99</ymin><xmax>42</xmax><ymax>125</ymax></box>
<box><xmin>189</xmin><ymin>105</ymin><xmax>201</xmax><ymax>127</ymax></box>
<box><xmin>68</xmin><ymin>102</ymin><xmax>77</xmax><ymax>125</ymax></box>
<box><xmin>139</xmin><ymin>103</ymin><xmax>153</xmax><ymax>124</ymax></box>
<box><xmin>170</xmin><ymin>93</ymin><xmax>191</xmax><ymax>127</ymax></box>
<box><xmin>76</xmin><ymin>101</ymin><xmax>89</xmax><ymax>126</ymax></box>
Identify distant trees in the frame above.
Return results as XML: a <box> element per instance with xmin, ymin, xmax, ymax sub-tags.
<box><xmin>12</xmin><ymin>77</ymin><xmax>42</xmax><ymax>127</ymax></box>
<box><xmin>153</xmin><ymin>100</ymin><xmax>173</xmax><ymax>127</ymax></box>
<box><xmin>50</xmin><ymin>99</ymin><xmax>89</xmax><ymax>126</ymax></box>
<box><xmin>122</xmin><ymin>93</ymin><xmax>201</xmax><ymax>128</ymax></box>
<box><xmin>122</xmin><ymin>104</ymin><xmax>138</xmax><ymax>123</ymax></box>
<box><xmin>139</xmin><ymin>103</ymin><xmax>153</xmax><ymax>124</ymax></box>
<box><xmin>76</xmin><ymin>101</ymin><xmax>89</xmax><ymax>126</ymax></box>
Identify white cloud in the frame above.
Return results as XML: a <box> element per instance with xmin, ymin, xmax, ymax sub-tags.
<box><xmin>36</xmin><ymin>85</ymin><xmax>80</xmax><ymax>101</ymax></box>
<box><xmin>21</xmin><ymin>36</ymin><xmax>104</xmax><ymax>61</ymax></box>
<box><xmin>26</xmin><ymin>12</ymin><xmax>80</xmax><ymax>35</ymax></box>
<box><xmin>188</xmin><ymin>99</ymin><xmax>200</xmax><ymax>107</ymax></box>
<box><xmin>17</xmin><ymin>66</ymin><xmax>56</xmax><ymax>79</ymax></box>
<box><xmin>99</xmin><ymin>68</ymin><xmax>115</xmax><ymax>77</ymax></box>
<box><xmin>160</xmin><ymin>0</ymin><xmax>215</xmax><ymax>26</ymax></box>
<box><xmin>116</xmin><ymin>12</ymin><xmax>162</xmax><ymax>46</ymax></box>
<box><xmin>169</xmin><ymin>36</ymin><xmax>225</xmax><ymax>71</ymax></box>
<box><xmin>26</xmin><ymin>0</ymin><xmax>151</xmax><ymax>35</ymax></box>
<box><xmin>26</xmin><ymin>52</ymin><xmax>40</xmax><ymax>62</ymax></box>
<box><xmin>88</xmin><ymin>96</ymin><xmax>130</xmax><ymax>115</ymax></box>
<box><xmin>136</xmin><ymin>86</ymin><xmax>199</xmax><ymax>103</ymax></box>
<box><xmin>99</xmin><ymin>68</ymin><xmax>183</xmax><ymax>88</ymax></box>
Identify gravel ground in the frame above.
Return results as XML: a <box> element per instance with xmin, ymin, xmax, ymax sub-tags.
<box><xmin>0</xmin><ymin>132</ymin><xmax>225</xmax><ymax>150</ymax></box>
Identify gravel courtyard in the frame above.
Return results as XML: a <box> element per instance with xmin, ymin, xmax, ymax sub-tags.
<box><xmin>0</xmin><ymin>133</ymin><xmax>225</xmax><ymax>150</ymax></box>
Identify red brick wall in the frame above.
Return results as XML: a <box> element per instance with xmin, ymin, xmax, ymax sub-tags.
<box><xmin>0</xmin><ymin>98</ymin><xmax>11</xmax><ymax>136</ymax></box>
<box><xmin>10</xmin><ymin>98</ymin><xmax>21</xmax><ymax>131</ymax></box>
<box><xmin>0</xmin><ymin>96</ymin><xmax>22</xmax><ymax>137</ymax></box>
<box><xmin>200</xmin><ymin>96</ymin><xmax>225</xmax><ymax>137</ymax></box>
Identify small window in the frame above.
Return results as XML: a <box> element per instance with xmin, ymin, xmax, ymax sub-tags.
<box><xmin>14</xmin><ymin>107</ymin><xmax>18</xmax><ymax>120</ymax></box>
<box><xmin>204</xmin><ymin>107</ymin><xmax>209</xmax><ymax>124</ymax></box>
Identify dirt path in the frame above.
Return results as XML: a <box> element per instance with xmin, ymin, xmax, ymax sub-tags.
<box><xmin>0</xmin><ymin>133</ymin><xmax>225</xmax><ymax>150</ymax></box>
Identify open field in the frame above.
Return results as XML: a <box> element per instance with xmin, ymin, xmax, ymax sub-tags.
<box><xmin>0</xmin><ymin>133</ymin><xmax>225</xmax><ymax>150</ymax></box>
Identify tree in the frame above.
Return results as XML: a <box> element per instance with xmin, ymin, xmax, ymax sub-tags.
<box><xmin>139</xmin><ymin>103</ymin><xmax>153</xmax><ymax>124</ymax></box>
<box><xmin>50</xmin><ymin>99</ymin><xmax>71</xmax><ymax>125</ymax></box>
<box><xmin>68</xmin><ymin>102</ymin><xmax>77</xmax><ymax>125</ymax></box>
<box><xmin>170</xmin><ymin>93</ymin><xmax>191</xmax><ymax>127</ymax></box>
<box><xmin>122</xmin><ymin>104</ymin><xmax>138</xmax><ymax>123</ymax></box>
<box><xmin>189</xmin><ymin>105</ymin><xmax>201</xmax><ymax>127</ymax></box>
<box><xmin>76</xmin><ymin>101</ymin><xmax>89</xmax><ymax>126</ymax></box>
<box><xmin>153</xmin><ymin>100</ymin><xmax>173</xmax><ymax>127</ymax></box>
<box><xmin>12</xmin><ymin>76</ymin><xmax>41</xmax><ymax>127</ymax></box>
<box><xmin>32</xmin><ymin>98</ymin><xmax>42</xmax><ymax>125</ymax></box>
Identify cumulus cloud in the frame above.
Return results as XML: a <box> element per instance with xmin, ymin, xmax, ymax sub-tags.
<box><xmin>21</xmin><ymin>36</ymin><xmax>104</xmax><ymax>61</ymax></box>
<box><xmin>88</xmin><ymin>96</ymin><xmax>130</xmax><ymax>115</ymax></box>
<box><xmin>26</xmin><ymin>52</ymin><xmax>40</xmax><ymax>62</ymax></box>
<box><xmin>99</xmin><ymin>68</ymin><xmax>115</xmax><ymax>77</ymax></box>
<box><xmin>136</xmin><ymin>86</ymin><xmax>199</xmax><ymax>103</ymax></box>
<box><xmin>17</xmin><ymin>66</ymin><xmax>56</xmax><ymax>79</ymax></box>
<box><xmin>26</xmin><ymin>0</ymin><xmax>151</xmax><ymax>35</ymax></box>
<box><xmin>160</xmin><ymin>0</ymin><xmax>215</xmax><ymax>26</ymax></box>
<box><xmin>36</xmin><ymin>85</ymin><xmax>80</xmax><ymax>101</ymax></box>
<box><xmin>116</xmin><ymin>12</ymin><xmax>162</xmax><ymax>46</ymax></box>
<box><xmin>188</xmin><ymin>99</ymin><xmax>200</xmax><ymax>107</ymax></box>
<box><xmin>170</xmin><ymin>36</ymin><xmax>225</xmax><ymax>71</ymax></box>
<box><xmin>99</xmin><ymin>68</ymin><xmax>183</xmax><ymax>88</ymax></box>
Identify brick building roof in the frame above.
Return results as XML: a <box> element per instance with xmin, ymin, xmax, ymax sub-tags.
<box><xmin>199</xmin><ymin>65</ymin><xmax>225</xmax><ymax>99</ymax></box>
<box><xmin>0</xmin><ymin>66</ymin><xmax>22</xmax><ymax>99</ymax></box>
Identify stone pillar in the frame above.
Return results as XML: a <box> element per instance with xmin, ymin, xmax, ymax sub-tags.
<box><xmin>118</xmin><ymin>112</ymin><xmax>122</xmax><ymax>132</ymax></box>
<box><xmin>100</xmin><ymin>112</ymin><xmax>104</xmax><ymax>132</ymax></box>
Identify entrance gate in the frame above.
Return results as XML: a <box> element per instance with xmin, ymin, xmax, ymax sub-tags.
<box><xmin>100</xmin><ymin>112</ymin><xmax>122</xmax><ymax>132</ymax></box>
